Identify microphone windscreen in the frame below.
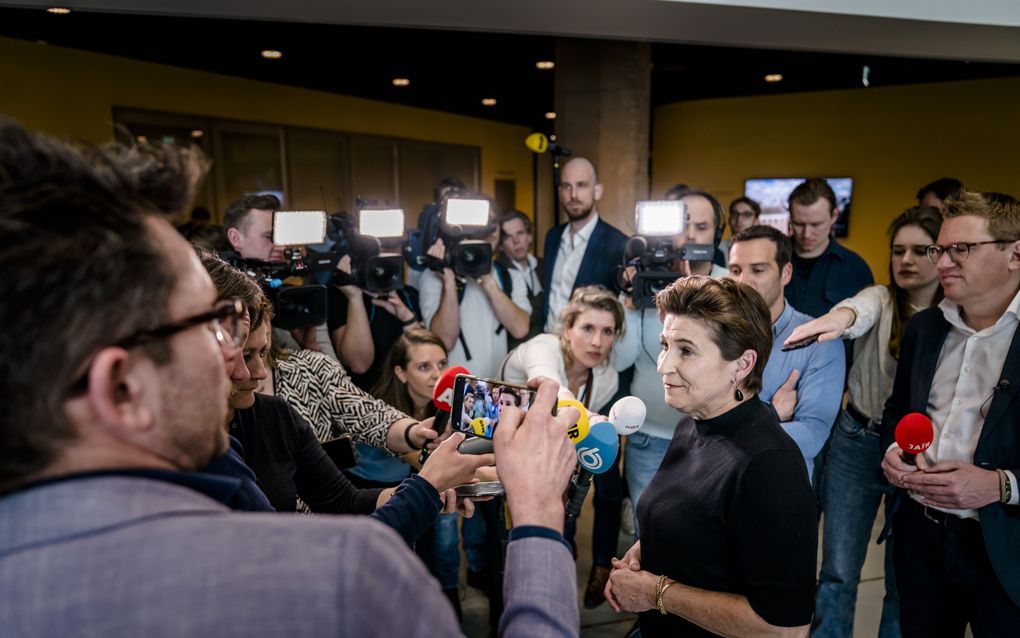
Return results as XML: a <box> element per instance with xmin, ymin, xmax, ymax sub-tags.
<box><xmin>609</xmin><ymin>396</ymin><xmax>646</xmax><ymax>436</ymax></box>
<box><xmin>624</xmin><ymin>236</ymin><xmax>648</xmax><ymax>261</ymax></box>
<box><xmin>525</xmin><ymin>132</ymin><xmax>549</xmax><ymax>154</ymax></box>
<box><xmin>557</xmin><ymin>398</ymin><xmax>590</xmax><ymax>443</ymax></box>
<box><xmin>895</xmin><ymin>412</ymin><xmax>934</xmax><ymax>454</ymax></box>
<box><xmin>433</xmin><ymin>366</ymin><xmax>470</xmax><ymax>412</ymax></box>
<box><xmin>575</xmin><ymin>421</ymin><xmax>619</xmax><ymax>474</ymax></box>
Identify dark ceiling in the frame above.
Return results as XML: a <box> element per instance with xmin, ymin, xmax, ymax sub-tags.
<box><xmin>3</xmin><ymin>6</ymin><xmax>1019</xmax><ymax>133</ymax></box>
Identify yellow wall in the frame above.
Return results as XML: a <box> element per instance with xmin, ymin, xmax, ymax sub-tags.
<box><xmin>0</xmin><ymin>36</ymin><xmax>534</xmax><ymax>215</ymax></box>
<box><xmin>652</xmin><ymin>77</ymin><xmax>1020</xmax><ymax>282</ymax></box>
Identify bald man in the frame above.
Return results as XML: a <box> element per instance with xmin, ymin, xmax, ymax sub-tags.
<box><xmin>542</xmin><ymin>157</ymin><xmax>627</xmax><ymax>333</ymax></box>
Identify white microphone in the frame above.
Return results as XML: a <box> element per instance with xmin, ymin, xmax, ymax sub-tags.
<box><xmin>607</xmin><ymin>396</ymin><xmax>646</xmax><ymax>436</ymax></box>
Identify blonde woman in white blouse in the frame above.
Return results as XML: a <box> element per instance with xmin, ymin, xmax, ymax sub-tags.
<box><xmin>785</xmin><ymin>205</ymin><xmax>943</xmax><ymax>638</ymax></box>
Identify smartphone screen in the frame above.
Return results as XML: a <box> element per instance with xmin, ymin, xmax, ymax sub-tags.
<box><xmin>450</xmin><ymin>375</ymin><xmax>537</xmax><ymax>439</ymax></box>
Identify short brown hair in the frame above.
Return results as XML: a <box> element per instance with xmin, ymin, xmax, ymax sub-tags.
<box><xmin>499</xmin><ymin>209</ymin><xmax>533</xmax><ymax>240</ymax></box>
<box><xmin>655</xmin><ymin>276</ymin><xmax>772</xmax><ymax>394</ymax></box>
<box><xmin>730</xmin><ymin>224</ymin><xmax>793</xmax><ymax>270</ymax></box>
<box><xmin>0</xmin><ymin>119</ymin><xmax>207</xmax><ymax>491</ymax></box>
<box><xmin>942</xmin><ymin>190</ymin><xmax>1020</xmax><ymax>243</ymax></box>
<box><xmin>223</xmin><ymin>194</ymin><xmax>281</xmax><ymax>232</ymax></box>
<box><xmin>788</xmin><ymin>178</ymin><xmax>837</xmax><ymax>215</ymax></box>
<box><xmin>558</xmin><ymin>286</ymin><xmax>626</xmax><ymax>370</ymax></box>
<box><xmin>196</xmin><ymin>247</ymin><xmax>273</xmax><ymax>331</ymax></box>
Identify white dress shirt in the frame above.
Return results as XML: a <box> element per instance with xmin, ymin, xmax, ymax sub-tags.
<box><xmin>920</xmin><ymin>288</ymin><xmax>1020</xmax><ymax>517</ymax></box>
<box><xmin>545</xmin><ymin>213</ymin><xmax>599</xmax><ymax>333</ymax></box>
<box><xmin>509</xmin><ymin>254</ymin><xmax>543</xmax><ymax>295</ymax></box>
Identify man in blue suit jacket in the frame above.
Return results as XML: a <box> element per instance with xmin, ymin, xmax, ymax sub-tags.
<box><xmin>880</xmin><ymin>190</ymin><xmax>1020</xmax><ymax>637</ymax></box>
<box><xmin>542</xmin><ymin>157</ymin><xmax>628</xmax><ymax>333</ymax></box>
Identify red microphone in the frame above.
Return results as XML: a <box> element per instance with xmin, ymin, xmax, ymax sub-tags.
<box><xmin>431</xmin><ymin>365</ymin><xmax>470</xmax><ymax>434</ymax></box>
<box><xmin>895</xmin><ymin>412</ymin><xmax>934</xmax><ymax>466</ymax></box>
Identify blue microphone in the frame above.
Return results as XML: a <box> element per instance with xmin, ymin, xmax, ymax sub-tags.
<box><xmin>566</xmin><ymin>421</ymin><xmax>620</xmax><ymax>518</ymax></box>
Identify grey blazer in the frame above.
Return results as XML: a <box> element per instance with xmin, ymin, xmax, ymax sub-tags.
<box><xmin>0</xmin><ymin>475</ymin><xmax>579</xmax><ymax>637</ymax></box>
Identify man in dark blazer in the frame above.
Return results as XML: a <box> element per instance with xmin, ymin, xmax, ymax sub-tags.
<box><xmin>881</xmin><ymin>190</ymin><xmax>1020</xmax><ymax>637</ymax></box>
<box><xmin>542</xmin><ymin>157</ymin><xmax>627</xmax><ymax>332</ymax></box>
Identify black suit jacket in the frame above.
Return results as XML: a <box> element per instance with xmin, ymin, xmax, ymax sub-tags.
<box><xmin>541</xmin><ymin>217</ymin><xmax>627</xmax><ymax>326</ymax></box>
<box><xmin>881</xmin><ymin>306</ymin><xmax>1020</xmax><ymax>606</ymax></box>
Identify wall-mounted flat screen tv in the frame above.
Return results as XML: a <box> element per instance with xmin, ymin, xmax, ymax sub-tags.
<box><xmin>743</xmin><ymin>177</ymin><xmax>854</xmax><ymax>238</ymax></box>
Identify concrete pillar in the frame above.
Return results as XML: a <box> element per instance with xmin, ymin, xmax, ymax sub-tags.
<box><xmin>553</xmin><ymin>38</ymin><xmax>652</xmax><ymax>237</ymax></box>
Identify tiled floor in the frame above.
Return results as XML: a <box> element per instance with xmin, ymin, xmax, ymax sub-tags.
<box><xmin>455</xmin><ymin>497</ymin><xmax>901</xmax><ymax>637</ymax></box>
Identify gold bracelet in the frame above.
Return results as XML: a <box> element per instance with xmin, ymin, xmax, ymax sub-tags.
<box><xmin>655</xmin><ymin>574</ymin><xmax>674</xmax><ymax>615</ymax></box>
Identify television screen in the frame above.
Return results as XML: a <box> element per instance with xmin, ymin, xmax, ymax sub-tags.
<box><xmin>743</xmin><ymin>177</ymin><xmax>854</xmax><ymax>238</ymax></box>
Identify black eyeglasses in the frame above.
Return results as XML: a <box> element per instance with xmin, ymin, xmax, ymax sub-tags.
<box><xmin>926</xmin><ymin>240</ymin><xmax>1018</xmax><ymax>264</ymax></box>
<box><xmin>68</xmin><ymin>299</ymin><xmax>245</xmax><ymax>395</ymax></box>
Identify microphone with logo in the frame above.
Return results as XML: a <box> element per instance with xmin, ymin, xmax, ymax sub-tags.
<box><xmin>524</xmin><ymin>132</ymin><xmax>573</xmax><ymax>157</ymax></box>
<box><xmin>894</xmin><ymin>412</ymin><xmax>934</xmax><ymax>466</ymax></box>
<box><xmin>565</xmin><ymin>396</ymin><xmax>647</xmax><ymax>518</ymax></box>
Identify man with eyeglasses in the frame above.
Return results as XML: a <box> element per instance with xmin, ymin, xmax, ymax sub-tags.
<box><xmin>0</xmin><ymin>119</ymin><xmax>581</xmax><ymax>637</ymax></box>
<box><xmin>880</xmin><ymin>190</ymin><xmax>1020</xmax><ymax>636</ymax></box>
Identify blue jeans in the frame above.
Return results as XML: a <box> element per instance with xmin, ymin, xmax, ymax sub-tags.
<box><xmin>432</xmin><ymin>512</ymin><xmax>460</xmax><ymax>590</ymax></box>
<box><xmin>813</xmin><ymin>408</ymin><xmax>901</xmax><ymax>638</ymax></box>
<box><xmin>623</xmin><ymin>431</ymin><xmax>672</xmax><ymax>537</ymax></box>
<box><xmin>461</xmin><ymin>512</ymin><xmax>487</xmax><ymax>572</ymax></box>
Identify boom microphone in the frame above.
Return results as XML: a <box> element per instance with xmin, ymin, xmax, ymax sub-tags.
<box><xmin>894</xmin><ymin>412</ymin><xmax>934</xmax><ymax>466</ymax></box>
<box><xmin>524</xmin><ymin>132</ymin><xmax>572</xmax><ymax>157</ymax></box>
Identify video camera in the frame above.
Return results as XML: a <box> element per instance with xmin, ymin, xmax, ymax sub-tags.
<box><xmin>223</xmin><ymin>207</ymin><xmax>406</xmax><ymax>330</ymax></box>
<box><xmin>619</xmin><ymin>200</ymin><xmax>714</xmax><ymax>309</ymax></box>
<box><xmin>422</xmin><ymin>196</ymin><xmax>496</xmax><ymax>279</ymax></box>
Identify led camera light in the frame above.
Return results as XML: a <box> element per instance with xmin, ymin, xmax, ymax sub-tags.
<box><xmin>636</xmin><ymin>201</ymin><xmax>686</xmax><ymax>236</ymax></box>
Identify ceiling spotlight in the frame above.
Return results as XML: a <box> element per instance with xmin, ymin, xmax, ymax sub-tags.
<box><xmin>545</xmin><ymin>112</ymin><xmax>556</xmax><ymax>120</ymax></box>
<box><xmin>46</xmin><ymin>7</ymin><xmax>71</xmax><ymax>14</ymax></box>
<box><xmin>135</xmin><ymin>135</ymin><xmax>148</xmax><ymax>143</ymax></box>
<box><xmin>392</xmin><ymin>78</ymin><xmax>410</xmax><ymax>87</ymax></box>
<box><xmin>190</xmin><ymin>129</ymin><xmax>205</xmax><ymax>138</ymax></box>
<box><xmin>481</xmin><ymin>98</ymin><xmax>497</xmax><ymax>106</ymax></box>
<box><xmin>536</xmin><ymin>61</ymin><xmax>555</xmax><ymax>70</ymax></box>
<box><xmin>764</xmin><ymin>74</ymin><xmax>783</xmax><ymax>83</ymax></box>
<box><xmin>261</xmin><ymin>50</ymin><xmax>283</xmax><ymax>60</ymax></box>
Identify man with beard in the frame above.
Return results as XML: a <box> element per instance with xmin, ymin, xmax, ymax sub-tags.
<box><xmin>542</xmin><ymin>157</ymin><xmax>627</xmax><ymax>333</ymax></box>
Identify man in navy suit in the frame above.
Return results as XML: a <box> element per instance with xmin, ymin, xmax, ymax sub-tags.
<box><xmin>881</xmin><ymin>190</ymin><xmax>1020</xmax><ymax>637</ymax></box>
<box><xmin>542</xmin><ymin>157</ymin><xmax>627</xmax><ymax>332</ymax></box>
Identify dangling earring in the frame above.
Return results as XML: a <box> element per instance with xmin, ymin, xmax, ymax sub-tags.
<box><xmin>733</xmin><ymin>380</ymin><xmax>743</xmax><ymax>402</ymax></box>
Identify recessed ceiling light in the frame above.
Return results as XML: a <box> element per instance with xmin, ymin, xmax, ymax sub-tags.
<box><xmin>46</xmin><ymin>7</ymin><xmax>71</xmax><ymax>14</ymax></box>
<box><xmin>764</xmin><ymin>74</ymin><xmax>783</xmax><ymax>83</ymax></box>
<box><xmin>191</xmin><ymin>130</ymin><xmax>205</xmax><ymax>138</ymax></box>
<box><xmin>135</xmin><ymin>135</ymin><xmax>148</xmax><ymax>144</ymax></box>
<box><xmin>536</xmin><ymin>61</ymin><xmax>555</xmax><ymax>70</ymax></box>
<box><xmin>481</xmin><ymin>98</ymin><xmax>497</xmax><ymax>106</ymax></box>
<box><xmin>545</xmin><ymin>112</ymin><xmax>556</xmax><ymax>120</ymax></box>
<box><xmin>392</xmin><ymin>78</ymin><xmax>410</xmax><ymax>87</ymax></box>
<box><xmin>550</xmin><ymin>134</ymin><xmax>557</xmax><ymax>141</ymax></box>
<box><xmin>261</xmin><ymin>50</ymin><xmax>283</xmax><ymax>60</ymax></box>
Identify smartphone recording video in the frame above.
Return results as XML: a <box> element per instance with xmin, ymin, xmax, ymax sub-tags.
<box><xmin>450</xmin><ymin>375</ymin><xmax>536</xmax><ymax>439</ymax></box>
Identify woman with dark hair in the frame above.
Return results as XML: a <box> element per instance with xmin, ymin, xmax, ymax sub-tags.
<box><xmin>786</xmin><ymin>205</ymin><xmax>943</xmax><ymax>638</ymax></box>
<box><xmin>605</xmin><ymin>276</ymin><xmax>817</xmax><ymax>637</ymax></box>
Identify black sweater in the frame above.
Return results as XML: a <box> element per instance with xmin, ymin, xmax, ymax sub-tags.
<box><xmin>230</xmin><ymin>394</ymin><xmax>441</xmax><ymax>545</ymax></box>
<box><xmin>636</xmin><ymin>398</ymin><xmax>817</xmax><ymax>637</ymax></box>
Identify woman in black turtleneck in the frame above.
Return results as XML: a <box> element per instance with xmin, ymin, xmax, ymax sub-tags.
<box><xmin>604</xmin><ymin>276</ymin><xmax>818</xmax><ymax>638</ymax></box>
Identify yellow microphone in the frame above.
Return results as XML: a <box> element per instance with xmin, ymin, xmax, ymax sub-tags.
<box><xmin>524</xmin><ymin>133</ymin><xmax>572</xmax><ymax>157</ymax></box>
<box><xmin>557</xmin><ymin>398</ymin><xmax>590</xmax><ymax>443</ymax></box>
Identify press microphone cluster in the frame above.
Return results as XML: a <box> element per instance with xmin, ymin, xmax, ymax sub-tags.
<box><xmin>566</xmin><ymin>396</ymin><xmax>647</xmax><ymax>518</ymax></box>
<box><xmin>894</xmin><ymin>412</ymin><xmax>934</xmax><ymax>466</ymax></box>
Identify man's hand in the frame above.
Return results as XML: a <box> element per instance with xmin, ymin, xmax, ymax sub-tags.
<box><xmin>881</xmin><ymin>444</ymin><xmax>920</xmax><ymax>488</ymax></box>
<box><xmin>370</xmin><ymin>291</ymin><xmax>416</xmax><ymax>324</ymax></box>
<box><xmin>288</xmin><ymin>326</ymin><xmax>323</xmax><ymax>352</ymax></box>
<box><xmin>418</xmin><ymin>432</ymin><xmax>495</xmax><ymax>493</ymax></box>
<box><xmin>334</xmin><ymin>255</ymin><xmax>363</xmax><ymax>299</ymax></box>
<box><xmin>771</xmin><ymin>369</ymin><xmax>800</xmax><ymax>422</ymax></box>
<box><xmin>494</xmin><ymin>378</ymin><xmax>578</xmax><ymax>532</ymax></box>
<box><xmin>903</xmin><ymin>456</ymin><xmax>1002</xmax><ymax>510</ymax></box>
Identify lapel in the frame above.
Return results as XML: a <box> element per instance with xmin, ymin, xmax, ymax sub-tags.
<box><xmin>977</xmin><ymin>324</ymin><xmax>1020</xmax><ymax>448</ymax></box>
<box><xmin>574</xmin><ymin>220</ymin><xmax>604</xmax><ymax>287</ymax></box>
<box><xmin>913</xmin><ymin>313</ymin><xmax>951</xmax><ymax>412</ymax></box>
<box><xmin>543</xmin><ymin>224</ymin><xmax>564</xmax><ymax>292</ymax></box>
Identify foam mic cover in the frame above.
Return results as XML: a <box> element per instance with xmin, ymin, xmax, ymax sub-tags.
<box><xmin>430</xmin><ymin>365</ymin><xmax>470</xmax><ymax>435</ymax></box>
<box><xmin>557</xmin><ymin>398</ymin><xmax>590</xmax><ymax>443</ymax></box>
<box><xmin>895</xmin><ymin>412</ymin><xmax>934</xmax><ymax>464</ymax></box>
<box><xmin>574</xmin><ymin>421</ymin><xmax>619</xmax><ymax>474</ymax></box>
<box><xmin>608</xmin><ymin>396</ymin><xmax>646</xmax><ymax>436</ymax></box>
<box><xmin>624</xmin><ymin>236</ymin><xmax>648</xmax><ymax>262</ymax></box>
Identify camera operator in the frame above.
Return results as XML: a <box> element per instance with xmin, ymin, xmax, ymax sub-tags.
<box><xmin>497</xmin><ymin>209</ymin><xmax>545</xmax><ymax>350</ymax></box>
<box><xmin>418</xmin><ymin>202</ymin><xmax>532</xmax><ymax>379</ymax></box>
<box><xmin>615</xmin><ymin>190</ymin><xmax>730</xmax><ymax>526</ymax></box>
